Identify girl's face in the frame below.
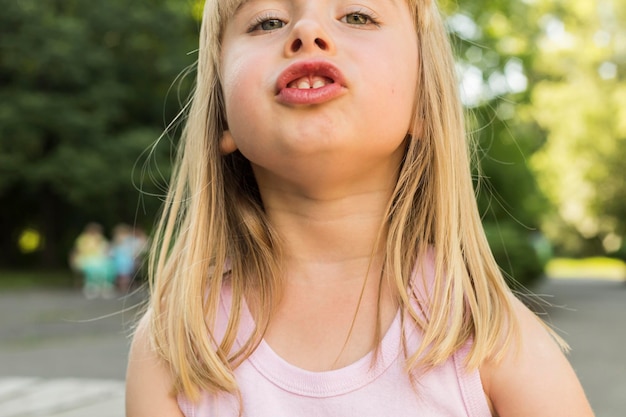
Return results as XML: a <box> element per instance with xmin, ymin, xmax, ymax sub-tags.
<box><xmin>220</xmin><ymin>0</ymin><xmax>419</xmax><ymax>192</ymax></box>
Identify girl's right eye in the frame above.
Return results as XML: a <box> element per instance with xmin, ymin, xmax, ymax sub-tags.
<box><xmin>248</xmin><ymin>17</ymin><xmax>286</xmax><ymax>33</ymax></box>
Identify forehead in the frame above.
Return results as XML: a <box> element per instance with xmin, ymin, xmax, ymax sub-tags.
<box><xmin>213</xmin><ymin>0</ymin><xmax>419</xmax><ymax>36</ymax></box>
<box><xmin>221</xmin><ymin>0</ymin><xmax>247</xmax><ymax>17</ymax></box>
<box><xmin>224</xmin><ymin>0</ymin><xmax>417</xmax><ymax>14</ymax></box>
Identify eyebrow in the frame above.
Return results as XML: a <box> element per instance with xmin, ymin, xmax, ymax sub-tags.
<box><xmin>235</xmin><ymin>0</ymin><xmax>402</xmax><ymax>15</ymax></box>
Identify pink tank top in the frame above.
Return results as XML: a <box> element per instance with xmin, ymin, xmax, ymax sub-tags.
<box><xmin>178</xmin><ymin>262</ymin><xmax>492</xmax><ymax>417</ymax></box>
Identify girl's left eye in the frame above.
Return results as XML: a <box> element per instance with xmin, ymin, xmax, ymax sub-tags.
<box><xmin>342</xmin><ymin>12</ymin><xmax>376</xmax><ymax>25</ymax></box>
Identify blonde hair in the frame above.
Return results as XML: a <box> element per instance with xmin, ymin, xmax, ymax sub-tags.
<box><xmin>148</xmin><ymin>0</ymin><xmax>517</xmax><ymax>401</ymax></box>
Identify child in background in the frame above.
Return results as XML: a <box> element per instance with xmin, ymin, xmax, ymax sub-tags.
<box><xmin>110</xmin><ymin>223</ymin><xmax>137</xmax><ymax>293</ymax></box>
<box><xmin>127</xmin><ymin>0</ymin><xmax>594</xmax><ymax>416</ymax></box>
<box><xmin>71</xmin><ymin>222</ymin><xmax>114</xmax><ymax>299</ymax></box>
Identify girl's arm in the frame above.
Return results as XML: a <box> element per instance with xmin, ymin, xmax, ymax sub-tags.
<box><xmin>126</xmin><ymin>310</ymin><xmax>185</xmax><ymax>417</ymax></box>
<box><xmin>480</xmin><ymin>297</ymin><xmax>595</xmax><ymax>417</ymax></box>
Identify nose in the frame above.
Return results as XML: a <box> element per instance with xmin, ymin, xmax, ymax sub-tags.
<box><xmin>284</xmin><ymin>18</ymin><xmax>336</xmax><ymax>56</ymax></box>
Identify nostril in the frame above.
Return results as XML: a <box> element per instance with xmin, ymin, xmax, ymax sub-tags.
<box><xmin>291</xmin><ymin>39</ymin><xmax>303</xmax><ymax>53</ymax></box>
<box><xmin>289</xmin><ymin>37</ymin><xmax>329</xmax><ymax>53</ymax></box>
<box><xmin>315</xmin><ymin>38</ymin><xmax>328</xmax><ymax>50</ymax></box>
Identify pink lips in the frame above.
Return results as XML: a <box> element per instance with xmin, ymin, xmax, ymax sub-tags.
<box><xmin>275</xmin><ymin>60</ymin><xmax>347</xmax><ymax>105</ymax></box>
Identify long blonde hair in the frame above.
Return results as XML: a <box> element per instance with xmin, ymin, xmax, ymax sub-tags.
<box><xmin>148</xmin><ymin>0</ymin><xmax>517</xmax><ymax>401</ymax></box>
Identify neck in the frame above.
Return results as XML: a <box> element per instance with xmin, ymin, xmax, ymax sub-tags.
<box><xmin>261</xmin><ymin>185</ymin><xmax>392</xmax><ymax>282</ymax></box>
<box><xmin>250</xmin><ymin>145</ymin><xmax>403</xmax><ymax>282</ymax></box>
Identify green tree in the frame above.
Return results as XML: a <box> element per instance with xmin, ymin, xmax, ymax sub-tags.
<box><xmin>0</xmin><ymin>0</ymin><xmax>198</xmax><ymax>267</ymax></box>
<box><xmin>527</xmin><ymin>0</ymin><xmax>626</xmax><ymax>258</ymax></box>
<box><xmin>440</xmin><ymin>0</ymin><xmax>551</xmax><ymax>286</ymax></box>
<box><xmin>441</xmin><ymin>0</ymin><xmax>626</xmax><ymax>277</ymax></box>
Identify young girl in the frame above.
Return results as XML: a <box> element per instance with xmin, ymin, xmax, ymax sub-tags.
<box><xmin>126</xmin><ymin>0</ymin><xmax>594</xmax><ymax>415</ymax></box>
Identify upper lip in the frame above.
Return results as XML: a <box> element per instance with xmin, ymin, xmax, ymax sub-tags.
<box><xmin>275</xmin><ymin>59</ymin><xmax>346</xmax><ymax>93</ymax></box>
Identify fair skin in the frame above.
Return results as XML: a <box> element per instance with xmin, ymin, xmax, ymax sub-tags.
<box><xmin>219</xmin><ymin>0</ymin><xmax>416</xmax><ymax>370</ymax></box>
<box><xmin>126</xmin><ymin>0</ymin><xmax>594</xmax><ymax>415</ymax></box>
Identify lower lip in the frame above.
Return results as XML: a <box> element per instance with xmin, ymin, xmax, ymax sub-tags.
<box><xmin>276</xmin><ymin>83</ymin><xmax>346</xmax><ymax>105</ymax></box>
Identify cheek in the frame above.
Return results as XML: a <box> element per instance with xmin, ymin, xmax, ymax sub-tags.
<box><xmin>385</xmin><ymin>46</ymin><xmax>419</xmax><ymax>127</ymax></box>
<box><xmin>222</xmin><ymin>44</ymin><xmax>261</xmax><ymax>102</ymax></box>
<box><xmin>363</xmin><ymin>34</ymin><xmax>418</xmax><ymax>99</ymax></box>
<box><xmin>222</xmin><ymin>50</ymin><xmax>274</xmax><ymax>121</ymax></box>
<box><xmin>371</xmin><ymin>65</ymin><xmax>417</xmax><ymax>133</ymax></box>
<box><xmin>220</xmin><ymin>55</ymin><xmax>270</xmax><ymax>161</ymax></box>
<box><xmin>222</xmin><ymin>58</ymin><xmax>248</xmax><ymax>119</ymax></box>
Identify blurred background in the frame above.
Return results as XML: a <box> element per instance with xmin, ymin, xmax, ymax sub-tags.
<box><xmin>1</xmin><ymin>0</ymin><xmax>625</xmax><ymax>287</ymax></box>
<box><xmin>0</xmin><ymin>0</ymin><xmax>624</xmax><ymax>415</ymax></box>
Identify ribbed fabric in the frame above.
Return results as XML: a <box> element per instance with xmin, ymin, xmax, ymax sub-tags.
<box><xmin>178</xmin><ymin>260</ymin><xmax>492</xmax><ymax>417</ymax></box>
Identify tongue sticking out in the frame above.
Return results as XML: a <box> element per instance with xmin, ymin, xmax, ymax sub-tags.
<box><xmin>287</xmin><ymin>75</ymin><xmax>334</xmax><ymax>90</ymax></box>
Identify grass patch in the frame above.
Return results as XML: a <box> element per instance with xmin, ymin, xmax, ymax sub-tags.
<box><xmin>546</xmin><ymin>257</ymin><xmax>626</xmax><ymax>281</ymax></box>
<box><xmin>0</xmin><ymin>269</ymin><xmax>78</xmax><ymax>290</ymax></box>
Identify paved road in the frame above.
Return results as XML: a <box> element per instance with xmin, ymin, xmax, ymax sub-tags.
<box><xmin>0</xmin><ymin>279</ymin><xmax>624</xmax><ymax>416</ymax></box>
<box><xmin>0</xmin><ymin>289</ymin><xmax>142</xmax><ymax>416</ymax></box>
<box><xmin>530</xmin><ymin>279</ymin><xmax>626</xmax><ymax>416</ymax></box>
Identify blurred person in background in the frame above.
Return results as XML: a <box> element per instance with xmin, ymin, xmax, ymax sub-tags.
<box><xmin>110</xmin><ymin>223</ymin><xmax>150</xmax><ymax>293</ymax></box>
<box><xmin>110</xmin><ymin>223</ymin><xmax>137</xmax><ymax>293</ymax></box>
<box><xmin>70</xmin><ymin>222</ymin><xmax>115</xmax><ymax>299</ymax></box>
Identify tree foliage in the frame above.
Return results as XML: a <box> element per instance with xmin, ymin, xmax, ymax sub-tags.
<box><xmin>439</xmin><ymin>0</ymin><xmax>625</xmax><ymax>284</ymax></box>
<box><xmin>439</xmin><ymin>0</ymin><xmax>551</xmax><ymax>285</ymax></box>
<box><xmin>0</xmin><ymin>0</ymin><xmax>197</xmax><ymax>266</ymax></box>
<box><xmin>527</xmin><ymin>0</ymin><xmax>626</xmax><ymax>257</ymax></box>
<box><xmin>1</xmin><ymin>0</ymin><xmax>623</xmax><ymax>282</ymax></box>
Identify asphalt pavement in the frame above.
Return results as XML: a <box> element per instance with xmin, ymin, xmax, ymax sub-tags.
<box><xmin>0</xmin><ymin>288</ymin><xmax>143</xmax><ymax>416</ymax></box>
<box><xmin>0</xmin><ymin>278</ymin><xmax>624</xmax><ymax>416</ymax></box>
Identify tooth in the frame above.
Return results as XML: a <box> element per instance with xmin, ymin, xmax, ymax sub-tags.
<box><xmin>297</xmin><ymin>80</ymin><xmax>311</xmax><ymax>89</ymax></box>
<box><xmin>312</xmin><ymin>80</ymin><xmax>325</xmax><ymax>89</ymax></box>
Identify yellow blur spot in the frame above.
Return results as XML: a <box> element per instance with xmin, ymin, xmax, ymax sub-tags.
<box><xmin>546</xmin><ymin>257</ymin><xmax>626</xmax><ymax>281</ymax></box>
<box><xmin>192</xmin><ymin>0</ymin><xmax>205</xmax><ymax>21</ymax></box>
<box><xmin>18</xmin><ymin>228</ymin><xmax>42</xmax><ymax>254</ymax></box>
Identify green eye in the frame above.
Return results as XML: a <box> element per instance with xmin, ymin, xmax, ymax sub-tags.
<box><xmin>344</xmin><ymin>13</ymin><xmax>369</xmax><ymax>25</ymax></box>
<box><xmin>260</xmin><ymin>19</ymin><xmax>284</xmax><ymax>31</ymax></box>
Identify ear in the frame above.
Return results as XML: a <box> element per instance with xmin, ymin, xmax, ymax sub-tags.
<box><xmin>219</xmin><ymin>130</ymin><xmax>238</xmax><ymax>154</ymax></box>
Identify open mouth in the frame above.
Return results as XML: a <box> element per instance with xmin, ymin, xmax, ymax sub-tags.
<box><xmin>275</xmin><ymin>60</ymin><xmax>346</xmax><ymax>105</ymax></box>
<box><xmin>287</xmin><ymin>75</ymin><xmax>334</xmax><ymax>90</ymax></box>
<box><xmin>277</xmin><ymin>60</ymin><xmax>345</xmax><ymax>92</ymax></box>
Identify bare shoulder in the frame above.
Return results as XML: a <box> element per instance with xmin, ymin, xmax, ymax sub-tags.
<box><xmin>480</xmin><ymin>296</ymin><xmax>594</xmax><ymax>417</ymax></box>
<box><xmin>126</xmin><ymin>309</ymin><xmax>185</xmax><ymax>417</ymax></box>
